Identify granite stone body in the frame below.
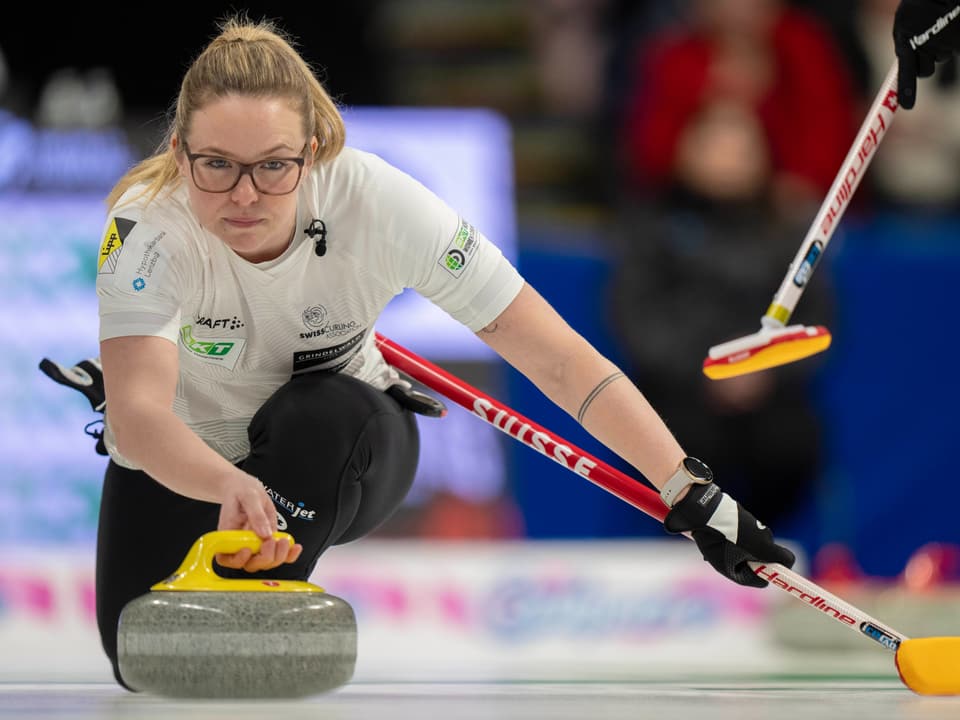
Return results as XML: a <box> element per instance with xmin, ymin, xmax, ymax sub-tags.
<box><xmin>117</xmin><ymin>590</ymin><xmax>357</xmax><ymax>698</ymax></box>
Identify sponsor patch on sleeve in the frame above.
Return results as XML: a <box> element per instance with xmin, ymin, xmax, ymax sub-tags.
<box><xmin>111</xmin><ymin>220</ymin><xmax>169</xmax><ymax>294</ymax></box>
<box><xmin>438</xmin><ymin>218</ymin><xmax>479</xmax><ymax>278</ymax></box>
<box><xmin>97</xmin><ymin>216</ymin><xmax>138</xmax><ymax>274</ymax></box>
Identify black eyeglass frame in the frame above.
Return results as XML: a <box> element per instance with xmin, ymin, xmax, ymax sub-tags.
<box><xmin>182</xmin><ymin>142</ymin><xmax>309</xmax><ymax>195</ymax></box>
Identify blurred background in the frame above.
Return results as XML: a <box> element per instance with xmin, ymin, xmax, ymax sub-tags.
<box><xmin>2</xmin><ymin>0</ymin><xmax>960</xmax><ymax>683</ymax></box>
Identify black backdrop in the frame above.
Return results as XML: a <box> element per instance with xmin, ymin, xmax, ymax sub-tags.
<box><xmin>0</xmin><ymin>3</ymin><xmax>387</xmax><ymax>117</ymax></box>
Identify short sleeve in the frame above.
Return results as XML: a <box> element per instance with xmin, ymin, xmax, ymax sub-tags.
<box><xmin>95</xmin><ymin>207</ymin><xmax>196</xmax><ymax>344</ymax></box>
<box><xmin>360</xmin><ymin>155</ymin><xmax>524</xmax><ymax>331</ymax></box>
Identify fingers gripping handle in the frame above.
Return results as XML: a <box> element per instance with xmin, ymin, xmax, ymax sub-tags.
<box><xmin>205</xmin><ymin>529</ymin><xmax>289</xmax><ymax>557</ymax></box>
<box><xmin>149</xmin><ymin>530</ymin><xmax>322</xmax><ymax>593</ymax></box>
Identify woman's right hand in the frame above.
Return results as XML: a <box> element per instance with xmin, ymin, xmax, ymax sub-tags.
<box><xmin>99</xmin><ymin>337</ymin><xmax>303</xmax><ymax>572</ymax></box>
<box><xmin>215</xmin><ymin>471</ymin><xmax>303</xmax><ymax>572</ymax></box>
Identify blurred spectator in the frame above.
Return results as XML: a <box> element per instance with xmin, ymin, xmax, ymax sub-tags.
<box><xmin>525</xmin><ymin>0</ymin><xmax>614</xmax><ymax>120</ymax></box>
<box><xmin>35</xmin><ymin>67</ymin><xmax>123</xmax><ymax>129</ymax></box>
<box><xmin>608</xmin><ymin>98</ymin><xmax>833</xmax><ymax>529</ymax></box>
<box><xmin>617</xmin><ymin>0</ymin><xmax>859</xmax><ymax>215</ymax></box>
<box><xmin>857</xmin><ymin>0</ymin><xmax>960</xmax><ymax>209</ymax></box>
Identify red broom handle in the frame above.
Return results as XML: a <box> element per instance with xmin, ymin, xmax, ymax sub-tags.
<box><xmin>374</xmin><ymin>331</ymin><xmax>667</xmax><ymax>522</ymax></box>
<box><xmin>374</xmin><ymin>332</ymin><xmax>911</xmax><ymax>658</ymax></box>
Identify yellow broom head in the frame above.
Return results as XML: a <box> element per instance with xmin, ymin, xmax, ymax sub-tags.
<box><xmin>896</xmin><ymin>637</ymin><xmax>960</xmax><ymax>695</ymax></box>
<box><xmin>703</xmin><ymin>325</ymin><xmax>831</xmax><ymax>380</ymax></box>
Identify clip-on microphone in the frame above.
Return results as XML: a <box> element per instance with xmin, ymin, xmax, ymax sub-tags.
<box><xmin>306</xmin><ymin>219</ymin><xmax>327</xmax><ymax>257</ymax></box>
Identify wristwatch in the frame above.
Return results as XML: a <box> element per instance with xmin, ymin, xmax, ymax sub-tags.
<box><xmin>660</xmin><ymin>456</ymin><xmax>713</xmax><ymax>507</ymax></box>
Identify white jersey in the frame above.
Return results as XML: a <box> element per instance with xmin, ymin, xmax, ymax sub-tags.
<box><xmin>96</xmin><ymin>147</ymin><xmax>524</xmax><ymax>469</ymax></box>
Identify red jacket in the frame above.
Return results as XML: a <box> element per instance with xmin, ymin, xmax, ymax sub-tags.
<box><xmin>621</xmin><ymin>8</ymin><xmax>858</xmax><ymax>195</ymax></box>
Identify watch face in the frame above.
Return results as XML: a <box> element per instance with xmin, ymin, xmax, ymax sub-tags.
<box><xmin>683</xmin><ymin>456</ymin><xmax>713</xmax><ymax>482</ymax></box>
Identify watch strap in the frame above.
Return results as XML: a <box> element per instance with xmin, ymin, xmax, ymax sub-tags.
<box><xmin>660</xmin><ymin>460</ymin><xmax>711</xmax><ymax>508</ymax></box>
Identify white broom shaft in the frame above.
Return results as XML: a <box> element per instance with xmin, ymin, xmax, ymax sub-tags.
<box><xmin>375</xmin><ymin>332</ymin><xmax>909</xmax><ymax>653</ymax></box>
<box><xmin>763</xmin><ymin>60</ymin><xmax>900</xmax><ymax>329</ymax></box>
<box><xmin>747</xmin><ymin>561</ymin><xmax>907</xmax><ymax>651</ymax></box>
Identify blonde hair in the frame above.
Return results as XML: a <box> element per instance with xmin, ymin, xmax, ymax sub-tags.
<box><xmin>106</xmin><ymin>14</ymin><xmax>346</xmax><ymax>210</ymax></box>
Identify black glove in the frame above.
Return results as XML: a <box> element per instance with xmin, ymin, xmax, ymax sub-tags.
<box><xmin>664</xmin><ymin>482</ymin><xmax>796</xmax><ymax>588</ymax></box>
<box><xmin>894</xmin><ymin>0</ymin><xmax>960</xmax><ymax>109</ymax></box>
<box><xmin>385</xmin><ymin>382</ymin><xmax>447</xmax><ymax>417</ymax></box>
<box><xmin>39</xmin><ymin>356</ymin><xmax>108</xmax><ymax>455</ymax></box>
<box><xmin>39</xmin><ymin>357</ymin><xmax>105</xmax><ymax>411</ymax></box>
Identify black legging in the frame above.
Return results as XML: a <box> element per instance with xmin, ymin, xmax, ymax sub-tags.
<box><xmin>95</xmin><ymin>372</ymin><xmax>419</xmax><ymax>689</ymax></box>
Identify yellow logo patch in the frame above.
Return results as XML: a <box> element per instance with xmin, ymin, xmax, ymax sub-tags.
<box><xmin>97</xmin><ymin>217</ymin><xmax>136</xmax><ymax>274</ymax></box>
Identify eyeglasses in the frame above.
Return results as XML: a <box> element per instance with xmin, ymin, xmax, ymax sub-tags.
<box><xmin>183</xmin><ymin>142</ymin><xmax>308</xmax><ymax>195</ymax></box>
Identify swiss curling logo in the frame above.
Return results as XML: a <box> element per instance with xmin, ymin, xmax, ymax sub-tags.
<box><xmin>300</xmin><ymin>305</ymin><xmax>359</xmax><ymax>340</ymax></box>
<box><xmin>302</xmin><ymin>305</ymin><xmax>328</xmax><ymax>332</ymax></box>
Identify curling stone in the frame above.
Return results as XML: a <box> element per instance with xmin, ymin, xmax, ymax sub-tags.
<box><xmin>117</xmin><ymin>530</ymin><xmax>356</xmax><ymax>699</ymax></box>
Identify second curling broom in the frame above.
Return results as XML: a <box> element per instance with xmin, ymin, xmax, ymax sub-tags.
<box><xmin>703</xmin><ymin>60</ymin><xmax>900</xmax><ymax>380</ymax></box>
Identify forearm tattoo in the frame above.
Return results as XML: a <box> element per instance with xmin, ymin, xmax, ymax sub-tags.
<box><xmin>577</xmin><ymin>372</ymin><xmax>625</xmax><ymax>424</ymax></box>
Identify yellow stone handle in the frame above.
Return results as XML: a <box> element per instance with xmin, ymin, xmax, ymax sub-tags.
<box><xmin>150</xmin><ymin>529</ymin><xmax>324</xmax><ymax>593</ymax></box>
